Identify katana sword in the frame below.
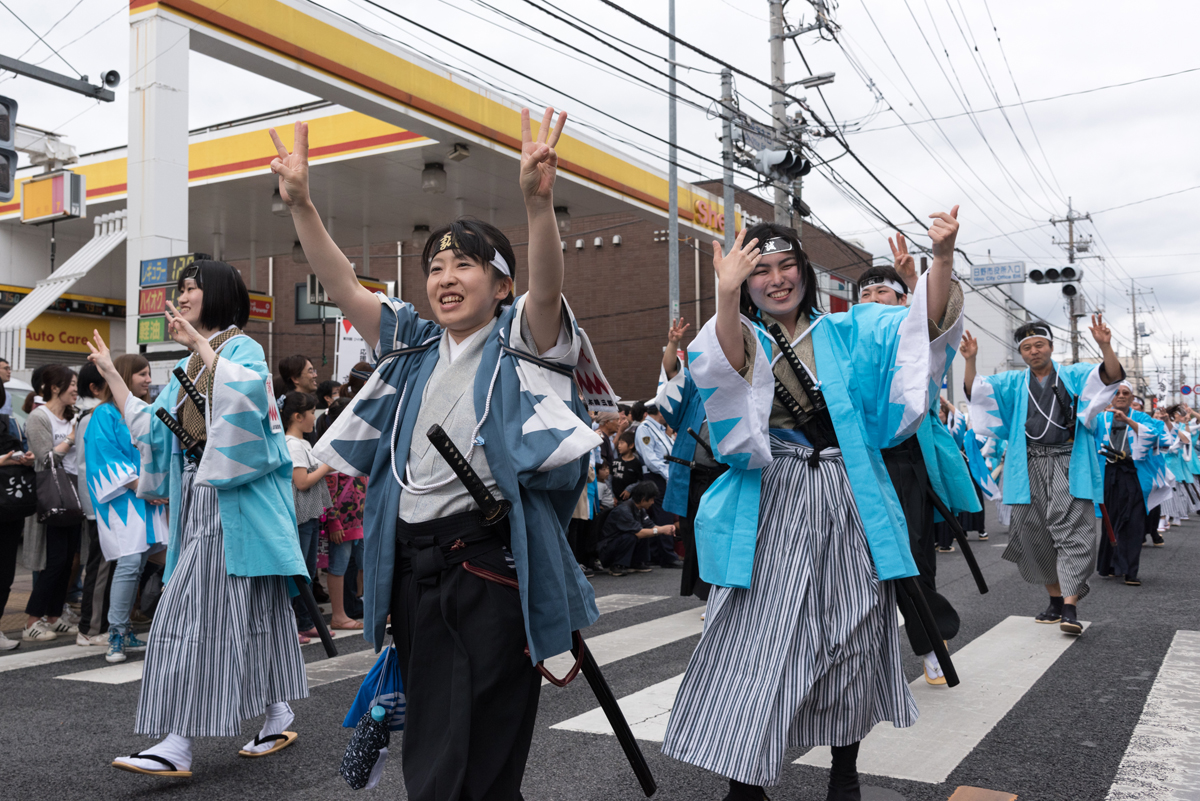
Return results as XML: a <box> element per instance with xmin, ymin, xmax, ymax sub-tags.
<box><xmin>154</xmin><ymin>407</ymin><xmax>205</xmax><ymax>463</ymax></box>
<box><xmin>173</xmin><ymin>367</ymin><xmax>206</xmax><ymax>414</ymax></box>
<box><xmin>923</xmin><ymin>487</ymin><xmax>989</xmax><ymax>595</ymax></box>
<box><xmin>686</xmin><ymin>427</ymin><xmax>713</xmax><ymax>460</ymax></box>
<box><xmin>425</xmin><ymin>424</ymin><xmax>658</xmax><ymax>796</ymax></box>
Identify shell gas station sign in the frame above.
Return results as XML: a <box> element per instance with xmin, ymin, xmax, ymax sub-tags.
<box><xmin>27</xmin><ymin>313</ymin><xmax>109</xmax><ymax>353</ymax></box>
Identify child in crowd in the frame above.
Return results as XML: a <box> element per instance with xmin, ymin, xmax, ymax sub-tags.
<box><xmin>321</xmin><ymin>397</ymin><xmax>365</xmax><ymax>630</ymax></box>
<box><xmin>595</xmin><ymin>462</ymin><xmax>615</xmax><ymax>512</ymax></box>
<box><xmin>611</xmin><ymin>430</ymin><xmax>644</xmax><ymax>501</ymax></box>
<box><xmin>282</xmin><ymin>391</ymin><xmax>333</xmax><ymax>641</ymax></box>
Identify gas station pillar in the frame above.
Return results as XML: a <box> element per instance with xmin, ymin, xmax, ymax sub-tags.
<box><xmin>126</xmin><ymin>9</ymin><xmax>190</xmax><ymax>354</ymax></box>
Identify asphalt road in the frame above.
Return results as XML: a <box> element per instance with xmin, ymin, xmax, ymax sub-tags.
<box><xmin>2</xmin><ymin>504</ymin><xmax>1196</xmax><ymax>801</ymax></box>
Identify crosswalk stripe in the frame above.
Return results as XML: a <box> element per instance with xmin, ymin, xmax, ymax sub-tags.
<box><xmin>1106</xmin><ymin>629</ymin><xmax>1200</xmax><ymax>800</ymax></box>
<box><xmin>44</xmin><ymin>596</ymin><xmax>674</xmax><ymax>687</ymax></box>
<box><xmin>552</xmin><ymin>611</ymin><xmax>1084</xmax><ymax>784</ymax></box>
<box><xmin>541</xmin><ymin>608</ymin><xmax>704</xmax><ymax>685</ymax></box>
<box><xmin>795</xmin><ymin>615</ymin><xmax>1088</xmax><ymax>783</ymax></box>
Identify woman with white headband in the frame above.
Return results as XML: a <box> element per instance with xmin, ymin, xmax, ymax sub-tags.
<box><xmin>963</xmin><ymin>316</ymin><xmax>1123</xmax><ymax>635</ymax></box>
<box><xmin>269</xmin><ymin>109</ymin><xmax>603</xmax><ymax>801</ymax></box>
<box><xmin>661</xmin><ymin>207</ymin><xmax>964</xmax><ymax>801</ymax></box>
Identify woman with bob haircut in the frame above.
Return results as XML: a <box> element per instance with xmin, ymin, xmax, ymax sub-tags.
<box><xmin>269</xmin><ymin>108</ymin><xmax>604</xmax><ymax>800</ymax></box>
<box><xmin>660</xmin><ymin>210</ymin><xmax>963</xmax><ymax>801</ymax></box>
<box><xmin>88</xmin><ymin>258</ymin><xmax>310</xmax><ymax>779</ymax></box>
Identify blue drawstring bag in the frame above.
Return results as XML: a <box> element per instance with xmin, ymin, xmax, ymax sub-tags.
<box><xmin>343</xmin><ymin>642</ymin><xmax>406</xmax><ymax>733</ymax></box>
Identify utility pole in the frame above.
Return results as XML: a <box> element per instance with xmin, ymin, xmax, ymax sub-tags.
<box><xmin>768</xmin><ymin>0</ymin><xmax>789</xmax><ymax>224</ymax></box>
<box><xmin>721</xmin><ymin>69</ymin><xmax>736</xmax><ymax>256</ymax></box>
<box><xmin>666</xmin><ymin>0</ymin><xmax>679</xmax><ymax>325</ymax></box>
<box><xmin>1128</xmin><ymin>282</ymin><xmax>1153</xmax><ymax>396</ymax></box>
<box><xmin>1051</xmin><ymin>197</ymin><xmax>1092</xmax><ymax>363</ymax></box>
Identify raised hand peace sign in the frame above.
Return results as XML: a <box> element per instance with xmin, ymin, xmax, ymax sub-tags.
<box><xmin>520</xmin><ymin>107</ymin><xmax>568</xmax><ymax>206</ymax></box>
<box><xmin>268</xmin><ymin>121</ymin><xmax>311</xmax><ymax>211</ymax></box>
<box><xmin>667</xmin><ymin>317</ymin><xmax>690</xmax><ymax>346</ymax></box>
<box><xmin>1089</xmin><ymin>313</ymin><xmax>1112</xmax><ymax>346</ymax></box>
<box><xmin>960</xmin><ymin>329</ymin><xmax>978</xmax><ymax>360</ymax></box>
<box><xmin>889</xmin><ymin>233</ymin><xmax>917</xmax><ymax>291</ymax></box>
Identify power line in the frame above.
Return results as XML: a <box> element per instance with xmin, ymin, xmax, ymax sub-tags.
<box><xmin>0</xmin><ymin>0</ymin><xmax>84</xmax><ymax>78</ymax></box>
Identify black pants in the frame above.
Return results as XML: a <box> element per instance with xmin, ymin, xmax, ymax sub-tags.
<box><xmin>598</xmin><ymin>531</ymin><xmax>651</xmax><ymax>569</ymax></box>
<box><xmin>25</xmin><ymin>522</ymin><xmax>81</xmax><ymax>619</ymax></box>
<box><xmin>1098</xmin><ymin>461</ymin><xmax>1146</xmax><ymax>580</ymax></box>
<box><xmin>568</xmin><ymin>517</ymin><xmax>596</xmax><ymax>566</ymax></box>
<box><xmin>1144</xmin><ymin>505</ymin><xmax>1163</xmax><ymax>543</ymax></box>
<box><xmin>883</xmin><ymin>438</ymin><xmax>960</xmax><ymax>655</ymax></box>
<box><xmin>0</xmin><ymin>517</ymin><xmax>23</xmax><ymax>615</ymax></box>
<box><xmin>79</xmin><ymin>520</ymin><xmax>113</xmax><ymax>635</ymax></box>
<box><xmin>393</xmin><ymin>513</ymin><xmax>540</xmax><ymax>801</ymax></box>
<box><xmin>680</xmin><ymin>465</ymin><xmax>725</xmax><ymax>600</ymax></box>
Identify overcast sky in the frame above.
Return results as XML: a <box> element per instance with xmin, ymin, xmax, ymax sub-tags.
<box><xmin>3</xmin><ymin>0</ymin><xmax>1199</xmax><ymax>388</ymax></box>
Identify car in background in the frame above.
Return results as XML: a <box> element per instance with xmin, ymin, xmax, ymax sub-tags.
<box><xmin>5</xmin><ymin>378</ymin><xmax>34</xmax><ymax>429</ymax></box>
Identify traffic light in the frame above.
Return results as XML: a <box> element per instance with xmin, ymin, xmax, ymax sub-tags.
<box><xmin>0</xmin><ymin>95</ymin><xmax>17</xmax><ymax>203</ymax></box>
<box><xmin>755</xmin><ymin>148</ymin><xmax>811</xmax><ymax>182</ymax></box>
<box><xmin>1028</xmin><ymin>265</ymin><xmax>1081</xmax><ymax>297</ymax></box>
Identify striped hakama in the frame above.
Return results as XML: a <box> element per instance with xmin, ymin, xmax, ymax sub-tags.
<box><xmin>135</xmin><ymin>465</ymin><xmax>308</xmax><ymax>738</ymax></box>
<box><xmin>662</xmin><ymin>438</ymin><xmax>917</xmax><ymax>786</ymax></box>
<box><xmin>1004</xmin><ymin>442</ymin><xmax>1098</xmax><ymax>600</ymax></box>
<box><xmin>1167</xmin><ymin>481</ymin><xmax>1198</xmax><ymax>517</ymax></box>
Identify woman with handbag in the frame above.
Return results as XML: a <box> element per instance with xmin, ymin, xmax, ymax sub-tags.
<box><xmin>22</xmin><ymin>364</ymin><xmax>84</xmax><ymax>642</ymax></box>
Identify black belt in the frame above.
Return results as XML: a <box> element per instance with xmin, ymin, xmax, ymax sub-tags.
<box><xmin>396</xmin><ymin>510</ymin><xmax>510</xmax><ymax>585</ymax></box>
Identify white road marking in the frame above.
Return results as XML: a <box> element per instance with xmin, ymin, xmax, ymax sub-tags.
<box><xmin>552</xmin><ymin>674</ymin><xmax>684</xmax><ymax>740</ymax></box>
<box><xmin>0</xmin><ymin>642</ymin><xmax>110</xmax><ymax>673</ymax></box>
<box><xmin>306</xmin><ymin>649</ymin><xmax>381</xmax><ymax>690</ymax></box>
<box><xmin>1107</xmin><ymin>630</ymin><xmax>1200</xmax><ymax>800</ymax></box>
<box><xmin>796</xmin><ymin>615</ymin><xmax>1088</xmax><ymax>783</ymax></box>
<box><xmin>58</xmin><ymin>660</ymin><xmax>146</xmax><ymax>684</ymax></box>
<box><xmin>541</xmin><ymin>608</ymin><xmax>704</xmax><ymax>685</ymax></box>
<box><xmin>595</xmin><ymin>594</ymin><xmax>668</xmax><ymax>614</ymax></box>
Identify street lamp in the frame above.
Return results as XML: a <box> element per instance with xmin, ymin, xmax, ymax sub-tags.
<box><xmin>786</xmin><ymin>72</ymin><xmax>835</xmax><ymax>90</ymax></box>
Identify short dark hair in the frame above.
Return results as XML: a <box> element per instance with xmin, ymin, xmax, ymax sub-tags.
<box><xmin>630</xmin><ymin>401</ymin><xmax>647</xmax><ymax>422</ymax></box>
<box><xmin>1014</xmin><ymin>321</ymin><xmax>1054</xmax><ymax>344</ymax></box>
<box><xmin>315</xmin><ymin>379</ymin><xmax>341</xmax><ymax>409</ymax></box>
<box><xmin>343</xmin><ymin>361</ymin><xmax>372</xmax><ymax>399</ymax></box>
<box><xmin>739</xmin><ymin>222</ymin><xmax>822</xmax><ymax>320</ymax></box>
<box><xmin>326</xmin><ymin>396</ymin><xmax>352</xmax><ymax>425</ymax></box>
<box><xmin>421</xmin><ymin>219</ymin><xmax>517</xmax><ymax>315</ymax></box>
<box><xmin>857</xmin><ymin>266</ymin><xmax>908</xmax><ymax>300</ymax></box>
<box><xmin>78</xmin><ymin>363</ymin><xmax>105</xmax><ymax>399</ymax></box>
<box><xmin>280</xmin><ymin>391</ymin><xmax>316</xmax><ymax>428</ymax></box>
<box><xmin>0</xmin><ymin>358</ymin><xmax>9</xmax><ymax>366</ymax></box>
<box><xmin>630</xmin><ymin>480</ymin><xmax>659</xmax><ymax>503</ymax></box>
<box><xmin>178</xmin><ymin>259</ymin><xmax>250</xmax><ymax>330</ymax></box>
<box><xmin>277</xmin><ymin>355</ymin><xmax>310</xmax><ymax>393</ymax></box>
<box><xmin>618</xmin><ymin>430</ymin><xmax>636</xmax><ymax>448</ymax></box>
<box><xmin>644</xmin><ymin>403</ymin><xmax>660</xmax><ymax>417</ymax></box>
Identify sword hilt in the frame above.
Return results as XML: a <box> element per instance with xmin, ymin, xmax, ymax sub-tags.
<box><xmin>173</xmin><ymin>367</ymin><xmax>206</xmax><ymax>414</ymax></box>
<box><xmin>766</xmin><ymin>322</ymin><xmax>827</xmax><ymax>414</ymax></box>
<box><xmin>155</xmin><ymin>407</ymin><xmax>204</xmax><ymax>461</ymax></box>
<box><xmin>426</xmin><ymin>424</ymin><xmax>511</xmax><ymax>527</ymax></box>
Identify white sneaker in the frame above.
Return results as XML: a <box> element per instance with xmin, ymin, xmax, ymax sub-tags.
<box><xmin>42</xmin><ymin>617</ymin><xmax>78</xmax><ymax>635</ymax></box>
<box><xmin>0</xmin><ymin>631</ymin><xmax>19</xmax><ymax>651</ymax></box>
<box><xmin>22</xmin><ymin>619</ymin><xmax>57</xmax><ymax>642</ymax></box>
<box><xmin>60</xmin><ymin>604</ymin><xmax>81</xmax><ymax>626</ymax></box>
<box><xmin>76</xmin><ymin>632</ymin><xmax>108</xmax><ymax>647</ymax></box>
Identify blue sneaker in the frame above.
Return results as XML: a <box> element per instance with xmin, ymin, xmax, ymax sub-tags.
<box><xmin>105</xmin><ymin>630</ymin><xmax>126</xmax><ymax>664</ymax></box>
<box><xmin>125</xmin><ymin>632</ymin><xmax>147</xmax><ymax>649</ymax></box>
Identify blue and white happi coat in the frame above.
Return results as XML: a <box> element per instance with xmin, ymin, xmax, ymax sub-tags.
<box><xmin>125</xmin><ymin>334</ymin><xmax>308</xmax><ymax>584</ymax></box>
<box><xmin>686</xmin><ymin>271</ymin><xmax>962</xmax><ymax>588</ymax></box>
<box><xmin>948</xmin><ymin>407</ymin><xmax>1001</xmax><ymax>501</ymax></box>
<box><xmin>86</xmin><ymin>402</ymin><xmax>168</xmax><ymax>561</ymax></box>
<box><xmin>313</xmin><ymin>294</ymin><xmax>602</xmax><ymax>661</ymax></box>
<box><xmin>653</xmin><ymin>365</ymin><xmax>707</xmax><ymax>516</ymax></box>
<box><xmin>1094</xmin><ymin>409</ymin><xmax>1171</xmax><ymax>513</ymax></box>
<box><xmin>970</xmin><ymin>361</ymin><xmax>1120</xmax><ymax>506</ymax></box>
<box><xmin>1163</xmin><ymin>423</ymin><xmax>1191</xmax><ymax>484</ymax></box>
<box><xmin>915</xmin><ymin>401</ymin><xmax>981</xmax><ymax>519</ymax></box>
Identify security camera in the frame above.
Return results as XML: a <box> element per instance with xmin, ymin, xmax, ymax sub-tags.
<box><xmin>102</xmin><ymin>70</ymin><xmax>120</xmax><ymax>88</ymax></box>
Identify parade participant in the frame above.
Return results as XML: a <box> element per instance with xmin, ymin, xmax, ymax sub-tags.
<box><xmin>654</xmin><ymin>316</ymin><xmax>723</xmax><ymax>599</ymax></box>
<box><xmin>1160</xmin><ymin>406</ymin><xmax>1197</xmax><ymax>524</ymax></box>
<box><xmin>271</xmin><ymin>110</ymin><xmax>602</xmax><ymax>801</ymax></box>
<box><xmin>82</xmin><ymin>356</ymin><xmax>168</xmax><ymax>664</ymax></box>
<box><xmin>662</xmin><ymin>205</ymin><xmax>963</xmax><ymax>801</ymax></box>
<box><xmin>91</xmin><ymin>259</ymin><xmax>310</xmax><ymax>778</ymax></box>
<box><xmin>857</xmin><ymin>248</ymin><xmax>981</xmax><ymax>687</ymax></box>
<box><xmin>598</xmin><ymin>480</ymin><xmax>673</xmax><ymax>576</ymax></box>
<box><xmin>964</xmin><ymin>317</ymin><xmax>1123</xmax><ymax>636</ymax></box>
<box><xmin>1094</xmin><ymin>383</ymin><xmax>1167</xmax><ymax>586</ymax></box>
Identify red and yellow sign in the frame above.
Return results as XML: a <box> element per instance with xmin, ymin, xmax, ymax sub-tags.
<box><xmin>138</xmin><ymin>285</ymin><xmax>180</xmax><ymax>316</ymax></box>
<box><xmin>27</xmin><ymin>313</ymin><xmax>110</xmax><ymax>353</ymax></box>
<box><xmin>248</xmin><ymin>292</ymin><xmax>274</xmax><ymax>322</ymax></box>
<box><xmin>21</xmin><ymin>171</ymin><xmax>86</xmax><ymax>225</ymax></box>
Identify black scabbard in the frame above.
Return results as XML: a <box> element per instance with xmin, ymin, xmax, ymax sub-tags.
<box><xmin>686</xmin><ymin>427</ymin><xmax>714</xmax><ymax>460</ymax></box>
<box><xmin>924</xmin><ymin>487</ymin><xmax>989</xmax><ymax>595</ymax></box>
<box><xmin>897</xmin><ymin>577</ymin><xmax>959</xmax><ymax>687</ymax></box>
<box><xmin>426</xmin><ymin>424</ymin><xmax>511</xmax><ymax>527</ymax></box>
<box><xmin>571</xmin><ymin>636</ymin><xmax>657</xmax><ymax>797</ymax></box>
<box><xmin>153</xmin><ymin>408</ymin><xmax>204</xmax><ymax>462</ymax></box>
<box><xmin>291</xmin><ymin>576</ymin><xmax>337</xmax><ymax>658</ymax></box>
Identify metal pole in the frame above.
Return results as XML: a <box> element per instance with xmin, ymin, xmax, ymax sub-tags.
<box><xmin>1130</xmin><ymin>280</ymin><xmax>1137</xmax><ymax>393</ymax></box>
<box><xmin>1070</xmin><ymin>294</ymin><xmax>1080</xmax><ymax>364</ymax></box>
<box><xmin>667</xmin><ymin>0</ymin><xmax>680</xmax><ymax>325</ymax></box>
<box><xmin>721</xmin><ymin>69</ymin><xmax>736</xmax><ymax>315</ymax></box>
<box><xmin>769</xmin><ymin>0</ymin><xmax>789</xmax><ymax>225</ymax></box>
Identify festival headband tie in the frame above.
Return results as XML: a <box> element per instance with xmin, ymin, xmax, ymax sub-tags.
<box><xmin>1016</xmin><ymin>324</ymin><xmax>1053</xmax><ymax>347</ymax></box>
<box><xmin>433</xmin><ymin>231</ymin><xmax>512</xmax><ymax>278</ymax></box>
<box><xmin>860</xmin><ymin>275</ymin><xmax>907</xmax><ymax>298</ymax></box>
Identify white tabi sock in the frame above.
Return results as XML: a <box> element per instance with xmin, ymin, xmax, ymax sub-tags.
<box><xmin>114</xmin><ymin>733</ymin><xmax>194</xmax><ymax>772</ymax></box>
<box><xmin>242</xmin><ymin>702</ymin><xmax>295</xmax><ymax>754</ymax></box>
<box><xmin>922</xmin><ymin>651</ymin><xmax>944</xmax><ymax>679</ymax></box>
